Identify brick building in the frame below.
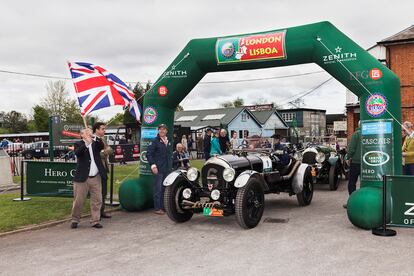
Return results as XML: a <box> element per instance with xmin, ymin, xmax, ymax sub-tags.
<box><xmin>346</xmin><ymin>25</ymin><xmax>414</xmax><ymax>139</ymax></box>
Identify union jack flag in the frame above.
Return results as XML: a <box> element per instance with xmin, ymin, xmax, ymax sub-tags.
<box><xmin>67</xmin><ymin>61</ymin><xmax>140</xmax><ymax>120</ymax></box>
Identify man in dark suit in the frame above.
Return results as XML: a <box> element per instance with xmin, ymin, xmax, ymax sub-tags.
<box><xmin>203</xmin><ymin>128</ymin><xmax>212</xmax><ymax>160</ymax></box>
<box><xmin>70</xmin><ymin>128</ymin><xmax>106</xmax><ymax>229</ymax></box>
<box><xmin>93</xmin><ymin>122</ymin><xmax>113</xmax><ymax>219</ymax></box>
<box><xmin>147</xmin><ymin>124</ymin><xmax>172</xmax><ymax>215</ymax></box>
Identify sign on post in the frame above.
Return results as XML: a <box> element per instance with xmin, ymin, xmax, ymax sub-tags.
<box><xmin>388</xmin><ymin>176</ymin><xmax>414</xmax><ymax>228</ymax></box>
<box><xmin>26</xmin><ymin>161</ymin><xmax>76</xmax><ymax>197</ymax></box>
<box><xmin>361</xmin><ymin>120</ymin><xmax>394</xmax><ymax>181</ymax></box>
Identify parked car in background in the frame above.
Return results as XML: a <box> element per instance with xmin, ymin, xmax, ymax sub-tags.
<box><xmin>299</xmin><ymin>144</ymin><xmax>343</xmax><ymax>191</ymax></box>
<box><xmin>5</xmin><ymin>142</ymin><xmax>24</xmax><ymax>156</ymax></box>
<box><xmin>21</xmin><ymin>141</ymin><xmax>69</xmax><ymax>159</ymax></box>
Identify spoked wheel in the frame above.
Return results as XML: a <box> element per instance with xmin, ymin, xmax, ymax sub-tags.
<box><xmin>164</xmin><ymin>180</ymin><xmax>193</xmax><ymax>223</ymax></box>
<box><xmin>329</xmin><ymin>162</ymin><xmax>342</xmax><ymax>191</ymax></box>
<box><xmin>297</xmin><ymin>166</ymin><xmax>314</xmax><ymax>206</ymax></box>
<box><xmin>235</xmin><ymin>178</ymin><xmax>265</xmax><ymax>229</ymax></box>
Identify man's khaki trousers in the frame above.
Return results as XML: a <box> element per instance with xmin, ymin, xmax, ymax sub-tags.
<box><xmin>71</xmin><ymin>175</ymin><xmax>102</xmax><ymax>225</ymax></box>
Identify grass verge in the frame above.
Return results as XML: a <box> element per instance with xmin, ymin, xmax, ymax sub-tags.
<box><xmin>3</xmin><ymin>159</ymin><xmax>205</xmax><ymax>233</ymax></box>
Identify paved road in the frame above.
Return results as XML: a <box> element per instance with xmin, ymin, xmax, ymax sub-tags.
<box><xmin>1</xmin><ymin>180</ymin><xmax>413</xmax><ymax>276</ymax></box>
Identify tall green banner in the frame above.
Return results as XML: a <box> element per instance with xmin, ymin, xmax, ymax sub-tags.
<box><xmin>26</xmin><ymin>161</ymin><xmax>76</xmax><ymax>197</ymax></box>
<box><xmin>361</xmin><ymin>120</ymin><xmax>394</xmax><ymax>181</ymax></box>
<box><xmin>388</xmin><ymin>176</ymin><xmax>414</xmax><ymax>228</ymax></box>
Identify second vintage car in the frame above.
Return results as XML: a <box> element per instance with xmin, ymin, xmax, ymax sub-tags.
<box><xmin>300</xmin><ymin>144</ymin><xmax>343</xmax><ymax>191</ymax></box>
<box><xmin>163</xmin><ymin>149</ymin><xmax>314</xmax><ymax>229</ymax></box>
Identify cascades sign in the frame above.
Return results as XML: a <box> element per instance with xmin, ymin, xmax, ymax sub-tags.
<box><xmin>361</xmin><ymin>120</ymin><xmax>394</xmax><ymax>181</ymax></box>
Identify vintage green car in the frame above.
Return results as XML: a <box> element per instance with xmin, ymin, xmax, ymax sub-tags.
<box><xmin>299</xmin><ymin>145</ymin><xmax>343</xmax><ymax>190</ymax></box>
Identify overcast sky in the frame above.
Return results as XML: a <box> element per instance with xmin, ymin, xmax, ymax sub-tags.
<box><xmin>1</xmin><ymin>0</ymin><xmax>412</xmax><ymax>120</ymax></box>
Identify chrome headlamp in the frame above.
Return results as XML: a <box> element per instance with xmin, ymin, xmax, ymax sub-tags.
<box><xmin>315</xmin><ymin>152</ymin><xmax>326</xmax><ymax>163</ymax></box>
<box><xmin>186</xmin><ymin>167</ymin><xmax>198</xmax><ymax>182</ymax></box>
<box><xmin>182</xmin><ymin>188</ymin><xmax>192</xmax><ymax>199</ymax></box>
<box><xmin>223</xmin><ymin>167</ymin><xmax>236</xmax><ymax>182</ymax></box>
<box><xmin>211</xmin><ymin>189</ymin><xmax>221</xmax><ymax>200</ymax></box>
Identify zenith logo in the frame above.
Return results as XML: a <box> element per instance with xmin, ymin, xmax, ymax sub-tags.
<box><xmin>322</xmin><ymin>45</ymin><xmax>357</xmax><ymax>64</ymax></box>
<box><xmin>404</xmin><ymin>203</ymin><xmax>414</xmax><ymax>216</ymax></box>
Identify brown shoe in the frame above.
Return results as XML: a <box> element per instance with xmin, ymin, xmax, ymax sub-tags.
<box><xmin>154</xmin><ymin>210</ymin><xmax>165</xmax><ymax>215</ymax></box>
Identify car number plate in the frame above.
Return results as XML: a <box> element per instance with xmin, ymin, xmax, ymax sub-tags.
<box><xmin>203</xmin><ymin>207</ymin><xmax>223</xmax><ymax>217</ymax></box>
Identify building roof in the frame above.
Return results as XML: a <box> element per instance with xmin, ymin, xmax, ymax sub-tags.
<box><xmin>378</xmin><ymin>25</ymin><xmax>414</xmax><ymax>45</ymax></box>
<box><xmin>277</xmin><ymin>107</ymin><xmax>326</xmax><ymax>113</ymax></box>
<box><xmin>326</xmin><ymin>114</ymin><xmax>346</xmax><ymax>124</ymax></box>
<box><xmin>251</xmin><ymin>108</ymin><xmax>289</xmax><ymax>128</ymax></box>
<box><xmin>174</xmin><ymin>107</ymin><xmax>261</xmax><ymax>128</ymax></box>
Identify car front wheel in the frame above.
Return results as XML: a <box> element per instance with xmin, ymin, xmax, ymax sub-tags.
<box><xmin>24</xmin><ymin>153</ymin><xmax>33</xmax><ymax>159</ymax></box>
<box><xmin>297</xmin><ymin>166</ymin><xmax>314</xmax><ymax>206</ymax></box>
<box><xmin>164</xmin><ymin>179</ymin><xmax>193</xmax><ymax>223</ymax></box>
<box><xmin>235</xmin><ymin>178</ymin><xmax>265</xmax><ymax>229</ymax></box>
<box><xmin>329</xmin><ymin>162</ymin><xmax>342</xmax><ymax>191</ymax></box>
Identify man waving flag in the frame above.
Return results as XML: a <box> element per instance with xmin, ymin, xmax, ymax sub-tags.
<box><xmin>67</xmin><ymin>62</ymin><xmax>141</xmax><ymax>121</ymax></box>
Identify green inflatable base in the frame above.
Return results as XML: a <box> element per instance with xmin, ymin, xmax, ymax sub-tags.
<box><xmin>119</xmin><ymin>176</ymin><xmax>154</xmax><ymax>211</ymax></box>
<box><xmin>347</xmin><ymin>186</ymin><xmax>391</xmax><ymax>230</ymax></box>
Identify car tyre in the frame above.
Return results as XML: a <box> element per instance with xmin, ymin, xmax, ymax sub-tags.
<box><xmin>342</xmin><ymin>161</ymin><xmax>350</xmax><ymax>180</ymax></box>
<box><xmin>235</xmin><ymin>178</ymin><xmax>264</xmax><ymax>229</ymax></box>
<box><xmin>164</xmin><ymin>180</ymin><xmax>193</xmax><ymax>223</ymax></box>
<box><xmin>297</xmin><ymin>166</ymin><xmax>314</xmax><ymax>206</ymax></box>
<box><xmin>329</xmin><ymin>162</ymin><xmax>341</xmax><ymax>191</ymax></box>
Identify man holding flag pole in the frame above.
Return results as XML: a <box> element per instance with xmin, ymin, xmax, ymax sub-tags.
<box><xmin>67</xmin><ymin>61</ymin><xmax>141</xmax><ymax>228</ymax></box>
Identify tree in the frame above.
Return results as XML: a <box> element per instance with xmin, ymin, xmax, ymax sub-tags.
<box><xmin>233</xmin><ymin>97</ymin><xmax>244</xmax><ymax>107</ymax></box>
<box><xmin>0</xmin><ymin>111</ymin><xmax>5</xmax><ymax>128</ymax></box>
<box><xmin>107</xmin><ymin>113</ymin><xmax>124</xmax><ymax>126</ymax></box>
<box><xmin>220</xmin><ymin>101</ymin><xmax>234</xmax><ymax>108</ymax></box>
<box><xmin>41</xmin><ymin>80</ymin><xmax>87</xmax><ymax>124</ymax></box>
<box><xmin>176</xmin><ymin>105</ymin><xmax>184</xmax><ymax>111</ymax></box>
<box><xmin>123</xmin><ymin>81</ymin><xmax>150</xmax><ymax>125</ymax></box>
<box><xmin>27</xmin><ymin>120</ymin><xmax>37</xmax><ymax>132</ymax></box>
<box><xmin>3</xmin><ymin>111</ymin><xmax>28</xmax><ymax>133</ymax></box>
<box><xmin>33</xmin><ymin>105</ymin><xmax>49</xmax><ymax>131</ymax></box>
<box><xmin>220</xmin><ymin>97</ymin><xmax>244</xmax><ymax>108</ymax></box>
<box><xmin>42</xmin><ymin>80</ymin><xmax>69</xmax><ymax>116</ymax></box>
<box><xmin>62</xmin><ymin>99</ymin><xmax>84</xmax><ymax>124</ymax></box>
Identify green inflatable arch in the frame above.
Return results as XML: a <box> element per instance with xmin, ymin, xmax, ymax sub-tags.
<box><xmin>119</xmin><ymin>21</ymin><xmax>402</xmax><ymax>229</ymax></box>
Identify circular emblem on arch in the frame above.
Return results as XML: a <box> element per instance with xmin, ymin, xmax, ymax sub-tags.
<box><xmin>143</xmin><ymin>107</ymin><xmax>157</xmax><ymax>124</ymax></box>
<box><xmin>365</xmin><ymin>93</ymin><xmax>387</xmax><ymax>117</ymax></box>
<box><xmin>220</xmin><ymin>42</ymin><xmax>235</xmax><ymax>58</ymax></box>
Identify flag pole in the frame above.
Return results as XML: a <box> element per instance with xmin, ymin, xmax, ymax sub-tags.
<box><xmin>82</xmin><ymin>116</ymin><xmax>88</xmax><ymax>129</ymax></box>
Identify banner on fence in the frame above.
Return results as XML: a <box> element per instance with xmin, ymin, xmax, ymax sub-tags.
<box><xmin>26</xmin><ymin>161</ymin><xmax>76</xmax><ymax>197</ymax></box>
<box><xmin>388</xmin><ymin>176</ymin><xmax>414</xmax><ymax>228</ymax></box>
<box><xmin>109</xmin><ymin>144</ymin><xmax>140</xmax><ymax>163</ymax></box>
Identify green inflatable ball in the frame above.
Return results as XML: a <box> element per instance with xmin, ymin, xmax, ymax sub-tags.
<box><xmin>119</xmin><ymin>176</ymin><xmax>154</xmax><ymax>211</ymax></box>
<box><xmin>347</xmin><ymin>186</ymin><xmax>390</xmax><ymax>230</ymax></box>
